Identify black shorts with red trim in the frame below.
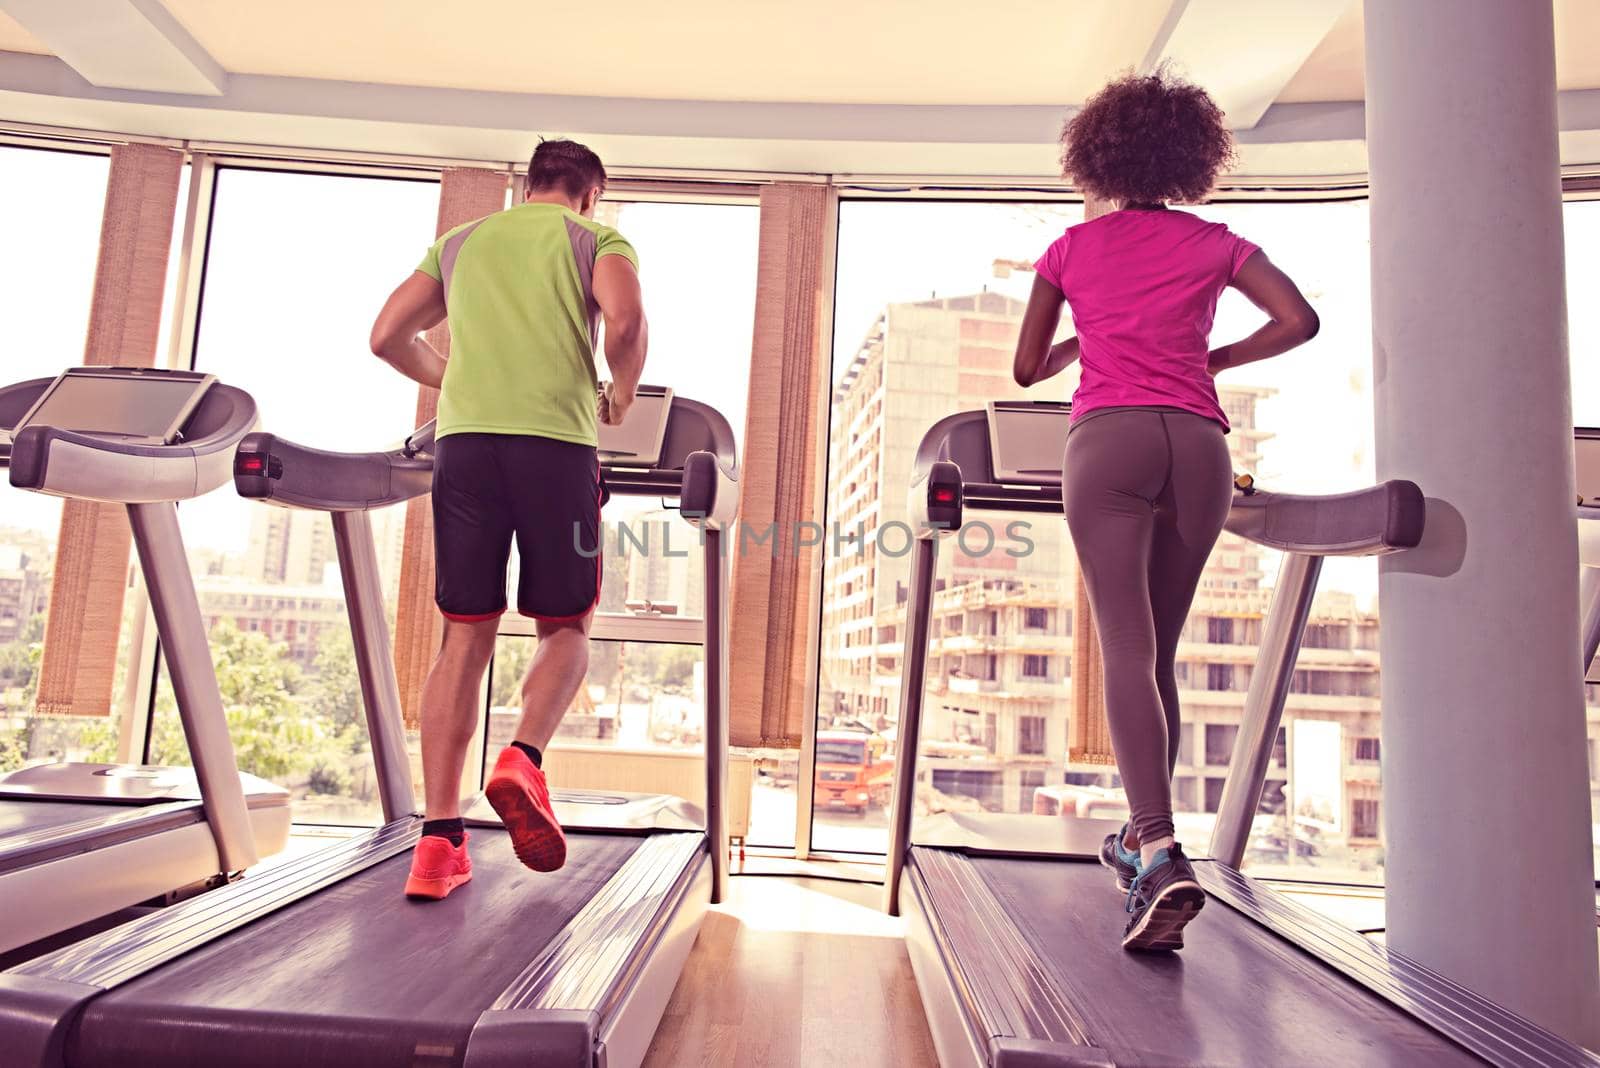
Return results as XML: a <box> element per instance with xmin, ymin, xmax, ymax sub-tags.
<box><xmin>431</xmin><ymin>432</ymin><xmax>606</xmax><ymax>622</ymax></box>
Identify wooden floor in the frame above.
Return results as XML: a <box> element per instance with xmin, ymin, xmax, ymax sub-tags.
<box><xmin>643</xmin><ymin>874</ymin><xmax>939</xmax><ymax>1066</ymax></box>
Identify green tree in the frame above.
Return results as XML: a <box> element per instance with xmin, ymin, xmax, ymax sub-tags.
<box><xmin>490</xmin><ymin>637</ymin><xmax>533</xmax><ymax>709</ymax></box>
<box><xmin>0</xmin><ymin>612</ymin><xmax>46</xmax><ymax>698</ymax></box>
<box><xmin>18</xmin><ymin>636</ymin><xmax>41</xmax><ymax>709</ymax></box>
<box><xmin>310</xmin><ymin>627</ymin><xmax>365</xmax><ymax>739</ymax></box>
<box><xmin>647</xmin><ymin>646</ymin><xmax>698</xmax><ymax>691</ymax></box>
<box><xmin>149</xmin><ymin>621</ymin><xmax>322</xmax><ymax>784</ymax></box>
<box><xmin>0</xmin><ymin>724</ymin><xmax>30</xmax><ymax>771</ymax></box>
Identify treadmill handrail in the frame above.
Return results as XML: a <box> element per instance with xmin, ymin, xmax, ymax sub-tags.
<box><xmin>7</xmin><ymin>382</ymin><xmax>258</xmax><ymax>504</ymax></box>
<box><xmin>907</xmin><ymin>407</ymin><xmax>1424</xmax><ymax>557</ymax></box>
<box><xmin>234</xmin><ymin>430</ymin><xmax>432</xmax><ymax>511</ymax></box>
<box><xmin>1222</xmin><ymin>480</ymin><xmax>1425</xmax><ymax>556</ymax></box>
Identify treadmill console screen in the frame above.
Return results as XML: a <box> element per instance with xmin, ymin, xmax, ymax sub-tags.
<box><xmin>986</xmin><ymin>401</ymin><xmax>1073</xmax><ymax>485</ymax></box>
<box><xmin>13</xmin><ymin>368</ymin><xmax>216</xmax><ymax>445</ymax></box>
<box><xmin>598</xmin><ymin>385</ymin><xmax>673</xmax><ymax>467</ymax></box>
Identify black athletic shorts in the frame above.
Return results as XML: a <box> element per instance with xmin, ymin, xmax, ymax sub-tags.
<box><xmin>431</xmin><ymin>433</ymin><xmax>607</xmax><ymax>622</ymax></box>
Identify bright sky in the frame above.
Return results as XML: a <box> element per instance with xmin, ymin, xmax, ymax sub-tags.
<box><xmin>2</xmin><ymin>145</ymin><xmax>1596</xmax><ymax>594</ymax></box>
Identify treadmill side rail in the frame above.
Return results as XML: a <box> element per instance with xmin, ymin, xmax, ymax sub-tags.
<box><xmin>11</xmin><ymin>819</ymin><xmax>420</xmax><ymax>989</ymax></box>
<box><xmin>462</xmin><ymin>1008</ymin><xmax>598</xmax><ymax>1068</ymax></box>
<box><xmin>490</xmin><ymin>833</ymin><xmax>707</xmax><ymax>1013</ymax></box>
<box><xmin>990</xmin><ymin>1038</ymin><xmax>1117</xmax><ymax>1068</ymax></box>
<box><xmin>0</xmin><ymin>973</ymin><xmax>105</xmax><ymax>1068</ymax></box>
<box><xmin>1195</xmin><ymin>861</ymin><xmax>1600</xmax><ymax>1068</ymax></box>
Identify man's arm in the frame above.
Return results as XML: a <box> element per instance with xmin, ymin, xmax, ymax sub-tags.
<box><xmin>593</xmin><ymin>255</ymin><xmax>647</xmax><ymax>425</ymax></box>
<box><xmin>369</xmin><ymin>272</ymin><xmax>449</xmax><ymax>389</ymax></box>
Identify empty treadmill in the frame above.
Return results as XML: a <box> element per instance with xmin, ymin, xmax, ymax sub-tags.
<box><xmin>882</xmin><ymin>400</ymin><xmax>1600</xmax><ymax>1067</ymax></box>
<box><xmin>0</xmin><ymin>368</ymin><xmax>289</xmax><ymax>957</ymax></box>
<box><xmin>0</xmin><ymin>385</ymin><xmax>738</xmax><ymax>1068</ymax></box>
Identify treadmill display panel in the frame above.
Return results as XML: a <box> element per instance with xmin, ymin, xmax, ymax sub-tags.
<box><xmin>598</xmin><ymin>384</ymin><xmax>673</xmax><ymax>467</ymax></box>
<box><xmin>986</xmin><ymin>401</ymin><xmax>1073</xmax><ymax>485</ymax></box>
<box><xmin>13</xmin><ymin>368</ymin><xmax>216</xmax><ymax>445</ymax></box>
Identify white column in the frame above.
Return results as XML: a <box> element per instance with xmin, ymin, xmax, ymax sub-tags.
<box><xmin>1366</xmin><ymin>0</ymin><xmax>1599</xmax><ymax>1046</ymax></box>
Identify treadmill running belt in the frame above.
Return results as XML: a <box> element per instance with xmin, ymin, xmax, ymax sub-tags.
<box><xmin>70</xmin><ymin>831</ymin><xmax>641</xmax><ymax>1068</ymax></box>
<box><xmin>926</xmin><ymin>851</ymin><xmax>1482</xmax><ymax>1067</ymax></box>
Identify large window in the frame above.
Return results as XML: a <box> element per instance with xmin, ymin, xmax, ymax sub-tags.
<box><xmin>0</xmin><ymin>146</ymin><xmax>112</xmax><ymax>771</ymax></box>
<box><xmin>148</xmin><ymin>167</ymin><xmax>439</xmax><ymax>823</ymax></box>
<box><xmin>1566</xmin><ymin>198</ymin><xmax>1600</xmax><ymax>874</ymax></box>
<box><xmin>1567</xmin><ymin>199</ymin><xmax>1600</xmax><ymax>429</ymax></box>
<box><xmin>492</xmin><ymin>198</ymin><xmax>769</xmax><ymax>838</ymax></box>
<box><xmin>814</xmin><ymin>198</ymin><xmax>1388</xmax><ymax>885</ymax></box>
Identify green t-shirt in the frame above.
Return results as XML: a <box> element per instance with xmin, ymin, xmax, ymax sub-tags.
<box><xmin>416</xmin><ymin>202</ymin><xmax>638</xmax><ymax>446</ymax></box>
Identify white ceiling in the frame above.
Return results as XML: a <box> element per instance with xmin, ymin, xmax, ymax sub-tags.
<box><xmin>146</xmin><ymin>0</ymin><xmax>1177</xmax><ymax>107</ymax></box>
<box><xmin>4</xmin><ymin>0</ymin><xmax>1595</xmax><ymax>108</ymax></box>
<box><xmin>0</xmin><ymin>10</ymin><xmax>41</xmax><ymax>53</ymax></box>
<box><xmin>1</xmin><ymin>0</ymin><xmax>1598</xmax><ymax>177</ymax></box>
<box><xmin>1279</xmin><ymin>0</ymin><xmax>1600</xmax><ymax>102</ymax></box>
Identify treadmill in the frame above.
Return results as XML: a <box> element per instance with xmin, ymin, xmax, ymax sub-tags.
<box><xmin>0</xmin><ymin>385</ymin><xmax>739</xmax><ymax>1068</ymax></box>
<box><xmin>882</xmin><ymin>400</ymin><xmax>1600</xmax><ymax>1067</ymax></box>
<box><xmin>0</xmin><ymin>368</ymin><xmax>289</xmax><ymax>957</ymax></box>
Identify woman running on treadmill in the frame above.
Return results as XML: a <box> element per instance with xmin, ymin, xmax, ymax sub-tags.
<box><xmin>1013</xmin><ymin>68</ymin><xmax>1320</xmax><ymax>952</ymax></box>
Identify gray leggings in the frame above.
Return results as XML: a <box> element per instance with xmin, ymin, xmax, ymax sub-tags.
<box><xmin>1063</xmin><ymin>407</ymin><xmax>1232</xmax><ymax>845</ymax></box>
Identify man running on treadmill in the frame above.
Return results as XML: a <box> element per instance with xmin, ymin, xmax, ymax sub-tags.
<box><xmin>369</xmin><ymin>139</ymin><xmax>646</xmax><ymax>900</ymax></box>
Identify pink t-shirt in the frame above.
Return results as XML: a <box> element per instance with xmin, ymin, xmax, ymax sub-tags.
<box><xmin>1034</xmin><ymin>209</ymin><xmax>1259</xmax><ymax>430</ymax></box>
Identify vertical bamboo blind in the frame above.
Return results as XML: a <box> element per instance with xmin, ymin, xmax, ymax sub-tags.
<box><xmin>727</xmin><ymin>183</ymin><xmax>832</xmax><ymax>749</ymax></box>
<box><xmin>393</xmin><ymin>167</ymin><xmax>509</xmax><ymax>728</ymax></box>
<box><xmin>35</xmin><ymin>143</ymin><xmax>183</xmax><ymax>717</ymax></box>
<box><xmin>1069</xmin><ymin>571</ymin><xmax>1115</xmax><ymax>764</ymax></box>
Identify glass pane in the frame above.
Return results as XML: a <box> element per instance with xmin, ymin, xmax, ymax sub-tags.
<box><xmin>1567</xmin><ymin>198</ymin><xmax>1600</xmax><ymax>873</ymax></box>
<box><xmin>149</xmin><ymin>167</ymin><xmax>438</xmax><ymax>823</ymax></box>
<box><xmin>0</xmin><ymin>146</ymin><xmax>112</xmax><ymax>770</ymax></box>
<box><xmin>815</xmin><ymin>200</ymin><xmax>1386</xmax><ymax>887</ymax></box>
<box><xmin>590</xmin><ymin>200</ymin><xmax>757</xmax><ymax>453</ymax></box>
<box><xmin>485</xmin><ymin>634</ymin><xmax>782</xmax><ymax>846</ymax></box>
<box><xmin>818</xmin><ymin>201</ymin><xmax>1080</xmax><ymax>853</ymax></box>
<box><xmin>1189</xmin><ymin>201</ymin><xmax>1381</xmax><ymax>885</ymax></box>
<box><xmin>1568</xmin><ymin>199</ymin><xmax>1600</xmax><ymax>430</ymax></box>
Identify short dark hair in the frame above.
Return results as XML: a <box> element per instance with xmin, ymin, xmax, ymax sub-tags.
<box><xmin>1060</xmin><ymin>66</ymin><xmax>1237</xmax><ymax>205</ymax></box>
<box><xmin>526</xmin><ymin>138</ymin><xmax>607</xmax><ymax>200</ymax></box>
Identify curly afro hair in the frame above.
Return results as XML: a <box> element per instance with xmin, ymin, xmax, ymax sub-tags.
<box><xmin>1061</xmin><ymin>66</ymin><xmax>1237</xmax><ymax>205</ymax></box>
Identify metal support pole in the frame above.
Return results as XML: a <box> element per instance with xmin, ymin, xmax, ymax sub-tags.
<box><xmin>126</xmin><ymin>501</ymin><xmax>257</xmax><ymax>872</ymax></box>
<box><xmin>702</xmin><ymin>526</ymin><xmax>730</xmax><ymax>903</ymax></box>
<box><xmin>1209</xmin><ymin>552</ymin><xmax>1322</xmax><ymax>869</ymax></box>
<box><xmin>883</xmin><ymin>535</ymin><xmax>938</xmax><ymax>915</ymax></box>
<box><xmin>113</xmin><ymin>573</ymin><xmax>155</xmax><ymax>764</ymax></box>
<box><xmin>331</xmin><ymin>509</ymin><xmax>416</xmax><ymax>823</ymax></box>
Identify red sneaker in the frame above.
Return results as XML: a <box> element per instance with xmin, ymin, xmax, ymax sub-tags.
<box><xmin>485</xmin><ymin>747</ymin><xmax>567</xmax><ymax>872</ymax></box>
<box><xmin>404</xmin><ymin>832</ymin><xmax>472</xmax><ymax>900</ymax></box>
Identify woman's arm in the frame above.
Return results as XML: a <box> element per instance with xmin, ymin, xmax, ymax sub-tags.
<box><xmin>1208</xmin><ymin>251</ymin><xmax>1321</xmax><ymax>375</ymax></box>
<box><xmin>1014</xmin><ymin>275</ymin><xmax>1079</xmax><ymax>387</ymax></box>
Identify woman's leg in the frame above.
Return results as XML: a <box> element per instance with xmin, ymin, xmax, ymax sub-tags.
<box><xmin>1063</xmin><ymin>412</ymin><xmax>1172</xmax><ymax>851</ymax></box>
<box><xmin>1146</xmin><ymin>412</ymin><xmax>1235</xmax><ymax>820</ymax></box>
